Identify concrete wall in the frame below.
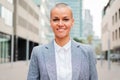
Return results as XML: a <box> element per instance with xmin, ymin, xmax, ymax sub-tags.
<box><xmin>0</xmin><ymin>0</ymin><xmax>14</xmax><ymax>35</ymax></box>
<box><xmin>14</xmin><ymin>0</ymin><xmax>40</xmax><ymax>43</ymax></box>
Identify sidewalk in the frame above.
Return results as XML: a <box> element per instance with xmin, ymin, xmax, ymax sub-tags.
<box><xmin>0</xmin><ymin>61</ymin><xmax>29</xmax><ymax>80</ymax></box>
<box><xmin>0</xmin><ymin>60</ymin><xmax>120</xmax><ymax>80</ymax></box>
<box><xmin>97</xmin><ymin>60</ymin><xmax>120</xmax><ymax>80</ymax></box>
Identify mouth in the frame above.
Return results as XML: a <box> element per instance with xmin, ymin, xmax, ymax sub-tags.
<box><xmin>57</xmin><ymin>28</ymin><xmax>65</xmax><ymax>32</ymax></box>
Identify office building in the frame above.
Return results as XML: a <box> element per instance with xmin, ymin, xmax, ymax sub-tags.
<box><xmin>102</xmin><ymin>0</ymin><xmax>120</xmax><ymax>58</ymax></box>
<box><xmin>0</xmin><ymin>0</ymin><xmax>14</xmax><ymax>63</ymax></box>
<box><xmin>83</xmin><ymin>9</ymin><xmax>94</xmax><ymax>37</ymax></box>
<box><xmin>13</xmin><ymin>0</ymin><xmax>40</xmax><ymax>61</ymax></box>
<box><xmin>0</xmin><ymin>0</ymin><xmax>40</xmax><ymax>63</ymax></box>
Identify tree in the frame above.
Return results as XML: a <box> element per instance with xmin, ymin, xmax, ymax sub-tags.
<box><xmin>95</xmin><ymin>43</ymin><xmax>101</xmax><ymax>55</ymax></box>
<box><xmin>73</xmin><ymin>37</ymin><xmax>85</xmax><ymax>43</ymax></box>
<box><xmin>87</xmin><ymin>35</ymin><xmax>93</xmax><ymax>44</ymax></box>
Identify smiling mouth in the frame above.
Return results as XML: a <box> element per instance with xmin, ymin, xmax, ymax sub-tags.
<box><xmin>57</xmin><ymin>28</ymin><xmax>65</xmax><ymax>32</ymax></box>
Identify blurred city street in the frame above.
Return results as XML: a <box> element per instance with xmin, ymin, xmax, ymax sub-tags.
<box><xmin>0</xmin><ymin>0</ymin><xmax>120</xmax><ymax>80</ymax></box>
<box><xmin>0</xmin><ymin>60</ymin><xmax>120</xmax><ymax>80</ymax></box>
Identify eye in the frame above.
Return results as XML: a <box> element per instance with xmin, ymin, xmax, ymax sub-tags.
<box><xmin>52</xmin><ymin>19</ymin><xmax>59</xmax><ymax>22</ymax></box>
<box><xmin>63</xmin><ymin>18</ymin><xmax>69</xmax><ymax>21</ymax></box>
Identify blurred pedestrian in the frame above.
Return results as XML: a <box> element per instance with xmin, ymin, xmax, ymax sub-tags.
<box><xmin>27</xmin><ymin>3</ymin><xmax>98</xmax><ymax>80</ymax></box>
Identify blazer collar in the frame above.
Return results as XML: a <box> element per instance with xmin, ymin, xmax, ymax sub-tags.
<box><xmin>44</xmin><ymin>40</ymin><xmax>82</xmax><ymax>80</ymax></box>
<box><xmin>54</xmin><ymin>39</ymin><xmax>71</xmax><ymax>53</ymax></box>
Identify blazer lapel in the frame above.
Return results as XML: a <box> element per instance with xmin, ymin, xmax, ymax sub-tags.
<box><xmin>71</xmin><ymin>40</ymin><xmax>83</xmax><ymax>80</ymax></box>
<box><xmin>43</xmin><ymin>41</ymin><xmax>57</xmax><ymax>80</ymax></box>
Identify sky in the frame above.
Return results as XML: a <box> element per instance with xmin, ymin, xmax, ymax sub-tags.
<box><xmin>83</xmin><ymin>0</ymin><xmax>109</xmax><ymax>38</ymax></box>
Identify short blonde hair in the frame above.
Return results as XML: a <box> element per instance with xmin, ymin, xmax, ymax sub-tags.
<box><xmin>50</xmin><ymin>3</ymin><xmax>73</xmax><ymax>18</ymax></box>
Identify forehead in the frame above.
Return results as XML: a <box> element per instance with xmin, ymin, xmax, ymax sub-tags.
<box><xmin>50</xmin><ymin>7</ymin><xmax>72</xmax><ymax>17</ymax></box>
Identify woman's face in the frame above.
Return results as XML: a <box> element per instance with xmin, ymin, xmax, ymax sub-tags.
<box><xmin>50</xmin><ymin>7</ymin><xmax>74</xmax><ymax>40</ymax></box>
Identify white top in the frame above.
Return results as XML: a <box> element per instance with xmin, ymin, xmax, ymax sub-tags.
<box><xmin>54</xmin><ymin>40</ymin><xmax>72</xmax><ymax>80</ymax></box>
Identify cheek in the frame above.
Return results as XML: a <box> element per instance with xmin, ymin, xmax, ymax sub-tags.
<box><xmin>67</xmin><ymin>24</ymin><xmax>73</xmax><ymax>29</ymax></box>
<box><xmin>51</xmin><ymin>26</ymin><xmax>57</xmax><ymax>33</ymax></box>
<box><xmin>50</xmin><ymin>23</ymin><xmax>56</xmax><ymax>29</ymax></box>
<box><xmin>66</xmin><ymin>21</ymin><xmax>74</xmax><ymax>27</ymax></box>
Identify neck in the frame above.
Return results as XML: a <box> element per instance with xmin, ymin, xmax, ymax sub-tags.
<box><xmin>55</xmin><ymin>37</ymin><xmax>70</xmax><ymax>47</ymax></box>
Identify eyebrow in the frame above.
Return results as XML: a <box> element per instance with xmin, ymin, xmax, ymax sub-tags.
<box><xmin>52</xmin><ymin>16</ymin><xmax>70</xmax><ymax>18</ymax></box>
<box><xmin>52</xmin><ymin>16</ymin><xmax>59</xmax><ymax>19</ymax></box>
<box><xmin>63</xmin><ymin>16</ymin><xmax>69</xmax><ymax>18</ymax></box>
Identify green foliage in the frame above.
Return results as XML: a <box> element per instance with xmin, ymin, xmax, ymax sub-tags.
<box><xmin>87</xmin><ymin>35</ymin><xmax>93</xmax><ymax>44</ymax></box>
<box><xmin>73</xmin><ymin>37</ymin><xmax>85</xmax><ymax>43</ymax></box>
<box><xmin>95</xmin><ymin>43</ymin><xmax>101</xmax><ymax>55</ymax></box>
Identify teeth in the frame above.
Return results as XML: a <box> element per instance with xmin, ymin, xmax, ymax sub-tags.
<box><xmin>57</xmin><ymin>28</ymin><xmax>64</xmax><ymax>32</ymax></box>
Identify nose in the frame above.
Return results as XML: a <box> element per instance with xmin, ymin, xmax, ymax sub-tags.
<box><xmin>58</xmin><ymin>20</ymin><xmax>64</xmax><ymax>27</ymax></box>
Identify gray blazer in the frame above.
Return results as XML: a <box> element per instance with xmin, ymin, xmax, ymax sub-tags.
<box><xmin>27</xmin><ymin>40</ymin><xmax>98</xmax><ymax>80</ymax></box>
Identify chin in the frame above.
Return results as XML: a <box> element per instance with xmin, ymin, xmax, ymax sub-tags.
<box><xmin>56</xmin><ymin>35</ymin><xmax>68</xmax><ymax>39</ymax></box>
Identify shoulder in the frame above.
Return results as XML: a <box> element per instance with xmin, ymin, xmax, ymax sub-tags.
<box><xmin>73</xmin><ymin>40</ymin><xmax>96</xmax><ymax>61</ymax></box>
<box><xmin>31</xmin><ymin>43</ymin><xmax>48</xmax><ymax>55</ymax></box>
<box><xmin>73</xmin><ymin>40</ymin><xmax>92</xmax><ymax>52</ymax></box>
<box><xmin>80</xmin><ymin>43</ymin><xmax>93</xmax><ymax>53</ymax></box>
<box><xmin>32</xmin><ymin>45</ymin><xmax>43</xmax><ymax>52</ymax></box>
<box><xmin>79</xmin><ymin>43</ymin><xmax>94</xmax><ymax>59</ymax></box>
<box><xmin>77</xmin><ymin>42</ymin><xmax>97</xmax><ymax>64</ymax></box>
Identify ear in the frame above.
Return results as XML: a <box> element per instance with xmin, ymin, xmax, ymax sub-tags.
<box><xmin>50</xmin><ymin>19</ymin><xmax>52</xmax><ymax>27</ymax></box>
<box><xmin>72</xmin><ymin>18</ymin><xmax>74</xmax><ymax>27</ymax></box>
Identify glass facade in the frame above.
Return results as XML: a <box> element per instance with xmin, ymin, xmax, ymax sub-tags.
<box><xmin>32</xmin><ymin>0</ymin><xmax>40</xmax><ymax>6</ymax></box>
<box><xmin>1</xmin><ymin>6</ymin><xmax>13</xmax><ymax>26</ymax></box>
<box><xmin>0</xmin><ymin>33</ymin><xmax>11</xmax><ymax>63</ymax></box>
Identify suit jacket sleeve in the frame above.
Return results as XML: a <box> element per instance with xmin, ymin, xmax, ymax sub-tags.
<box><xmin>88</xmin><ymin>46</ymin><xmax>98</xmax><ymax>80</ymax></box>
<box><xmin>27</xmin><ymin>47</ymin><xmax>40</xmax><ymax>80</ymax></box>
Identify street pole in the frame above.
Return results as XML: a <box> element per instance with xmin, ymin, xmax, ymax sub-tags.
<box><xmin>100</xmin><ymin>43</ymin><xmax>103</xmax><ymax>67</ymax></box>
<box><xmin>108</xmin><ymin>31</ymin><xmax>111</xmax><ymax>70</ymax></box>
<box><xmin>100</xmin><ymin>53</ymin><xmax>103</xmax><ymax>67</ymax></box>
<box><xmin>11</xmin><ymin>32</ymin><xmax>14</xmax><ymax>67</ymax></box>
<box><xmin>26</xmin><ymin>37</ymin><xmax>29</xmax><ymax>65</ymax></box>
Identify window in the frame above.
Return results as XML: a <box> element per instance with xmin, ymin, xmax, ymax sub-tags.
<box><xmin>1</xmin><ymin>7</ymin><xmax>13</xmax><ymax>26</ymax></box>
<box><xmin>0</xmin><ymin>33</ymin><xmax>11</xmax><ymax>63</ymax></box>
<box><xmin>116</xmin><ymin>30</ymin><xmax>117</xmax><ymax>40</ymax></box>
<box><xmin>119</xmin><ymin>9</ymin><xmax>120</xmax><ymax>19</ymax></box>
<box><xmin>115</xmin><ymin>12</ymin><xmax>117</xmax><ymax>22</ymax></box>
<box><xmin>119</xmin><ymin>27</ymin><xmax>120</xmax><ymax>38</ymax></box>
<box><xmin>112</xmin><ymin>32</ymin><xmax>114</xmax><ymax>41</ymax></box>
<box><xmin>112</xmin><ymin>16</ymin><xmax>114</xmax><ymax>25</ymax></box>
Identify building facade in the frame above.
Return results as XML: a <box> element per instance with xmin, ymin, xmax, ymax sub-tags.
<box><xmin>13</xmin><ymin>0</ymin><xmax>40</xmax><ymax>61</ymax></box>
<box><xmin>102</xmin><ymin>0</ymin><xmax>120</xmax><ymax>58</ymax></box>
<box><xmin>83</xmin><ymin>9</ymin><xmax>94</xmax><ymax>38</ymax></box>
<box><xmin>0</xmin><ymin>0</ymin><xmax>14</xmax><ymax>63</ymax></box>
<box><xmin>0</xmin><ymin>0</ymin><xmax>40</xmax><ymax>63</ymax></box>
